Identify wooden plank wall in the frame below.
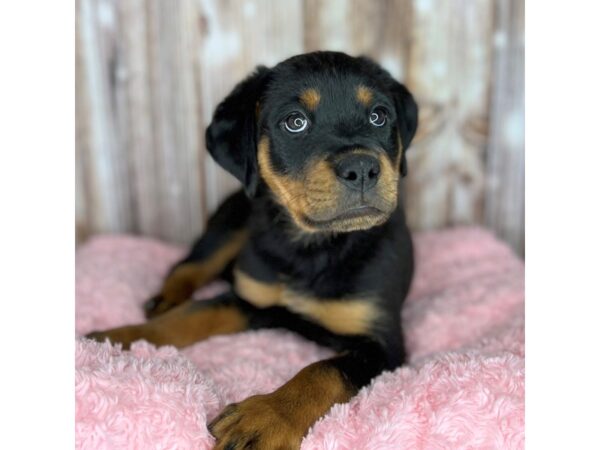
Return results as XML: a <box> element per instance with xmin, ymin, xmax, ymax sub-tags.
<box><xmin>76</xmin><ymin>0</ymin><xmax>524</xmax><ymax>256</ymax></box>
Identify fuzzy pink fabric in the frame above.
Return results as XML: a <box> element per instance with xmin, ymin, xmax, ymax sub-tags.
<box><xmin>75</xmin><ymin>227</ymin><xmax>524</xmax><ymax>449</ymax></box>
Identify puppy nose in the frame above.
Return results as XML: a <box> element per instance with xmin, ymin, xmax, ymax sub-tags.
<box><xmin>334</xmin><ymin>154</ymin><xmax>381</xmax><ymax>192</ymax></box>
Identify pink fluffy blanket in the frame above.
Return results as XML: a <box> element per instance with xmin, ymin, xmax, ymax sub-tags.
<box><xmin>75</xmin><ymin>227</ymin><xmax>524</xmax><ymax>449</ymax></box>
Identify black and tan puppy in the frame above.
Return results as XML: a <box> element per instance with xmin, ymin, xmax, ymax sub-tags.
<box><xmin>88</xmin><ymin>51</ymin><xmax>418</xmax><ymax>450</ymax></box>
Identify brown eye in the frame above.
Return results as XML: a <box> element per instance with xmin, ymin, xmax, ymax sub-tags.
<box><xmin>369</xmin><ymin>107</ymin><xmax>387</xmax><ymax>127</ymax></box>
<box><xmin>284</xmin><ymin>112</ymin><xmax>309</xmax><ymax>133</ymax></box>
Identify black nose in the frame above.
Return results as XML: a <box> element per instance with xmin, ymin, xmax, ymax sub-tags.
<box><xmin>334</xmin><ymin>154</ymin><xmax>381</xmax><ymax>192</ymax></box>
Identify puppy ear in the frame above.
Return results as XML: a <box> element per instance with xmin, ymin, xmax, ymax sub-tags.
<box><xmin>206</xmin><ymin>66</ymin><xmax>271</xmax><ymax>197</ymax></box>
<box><xmin>392</xmin><ymin>83</ymin><xmax>418</xmax><ymax>177</ymax></box>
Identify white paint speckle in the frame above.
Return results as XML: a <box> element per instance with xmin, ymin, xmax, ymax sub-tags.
<box><xmin>380</xmin><ymin>55</ymin><xmax>404</xmax><ymax>80</ymax></box>
<box><xmin>115</xmin><ymin>66</ymin><xmax>128</xmax><ymax>81</ymax></box>
<box><xmin>503</xmin><ymin>109</ymin><xmax>524</xmax><ymax>148</ymax></box>
<box><xmin>96</xmin><ymin>0</ymin><xmax>114</xmax><ymax>28</ymax></box>
<box><xmin>170</xmin><ymin>184</ymin><xmax>182</xmax><ymax>196</ymax></box>
<box><xmin>432</xmin><ymin>60</ymin><xmax>447</xmax><ymax>78</ymax></box>
<box><xmin>243</xmin><ymin>1</ymin><xmax>257</xmax><ymax>18</ymax></box>
<box><xmin>487</xmin><ymin>174</ymin><xmax>500</xmax><ymax>190</ymax></box>
<box><xmin>415</xmin><ymin>0</ymin><xmax>434</xmax><ymax>14</ymax></box>
<box><xmin>200</xmin><ymin>0</ymin><xmax>241</xmax><ymax>64</ymax></box>
<box><xmin>494</xmin><ymin>31</ymin><xmax>507</xmax><ymax>48</ymax></box>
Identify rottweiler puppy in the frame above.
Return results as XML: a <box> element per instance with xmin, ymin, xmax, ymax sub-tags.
<box><xmin>87</xmin><ymin>51</ymin><xmax>418</xmax><ymax>450</ymax></box>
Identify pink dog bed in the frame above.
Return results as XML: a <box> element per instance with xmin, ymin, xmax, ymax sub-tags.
<box><xmin>75</xmin><ymin>227</ymin><xmax>524</xmax><ymax>449</ymax></box>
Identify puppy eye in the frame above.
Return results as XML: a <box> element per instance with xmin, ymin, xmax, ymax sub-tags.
<box><xmin>283</xmin><ymin>112</ymin><xmax>309</xmax><ymax>133</ymax></box>
<box><xmin>369</xmin><ymin>107</ymin><xmax>387</xmax><ymax>127</ymax></box>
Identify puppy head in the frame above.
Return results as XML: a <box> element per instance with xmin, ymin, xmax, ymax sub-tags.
<box><xmin>207</xmin><ymin>51</ymin><xmax>418</xmax><ymax>233</ymax></box>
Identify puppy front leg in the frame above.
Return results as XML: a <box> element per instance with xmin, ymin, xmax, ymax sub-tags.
<box><xmin>86</xmin><ymin>293</ymin><xmax>249</xmax><ymax>350</ymax></box>
<box><xmin>144</xmin><ymin>189</ymin><xmax>251</xmax><ymax>319</ymax></box>
<box><xmin>209</xmin><ymin>338</ymin><xmax>394</xmax><ymax>450</ymax></box>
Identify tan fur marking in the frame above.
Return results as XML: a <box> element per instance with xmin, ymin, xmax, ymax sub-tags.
<box><xmin>396</xmin><ymin>134</ymin><xmax>405</xmax><ymax>173</ymax></box>
<box><xmin>232</xmin><ymin>263</ymin><xmax>381</xmax><ymax>335</ymax></box>
<box><xmin>87</xmin><ymin>301</ymin><xmax>248</xmax><ymax>349</ymax></box>
<box><xmin>233</xmin><ymin>265</ymin><xmax>381</xmax><ymax>335</ymax></box>
<box><xmin>281</xmin><ymin>291</ymin><xmax>381</xmax><ymax>335</ymax></box>
<box><xmin>396</xmin><ymin>137</ymin><xmax>404</xmax><ymax>166</ymax></box>
<box><xmin>258</xmin><ymin>136</ymin><xmax>349</xmax><ymax>232</ymax></box>
<box><xmin>299</xmin><ymin>88</ymin><xmax>321</xmax><ymax>110</ymax></box>
<box><xmin>334</xmin><ymin>148</ymin><xmax>399</xmax><ymax>217</ymax></box>
<box><xmin>258</xmin><ymin>137</ymin><xmax>399</xmax><ymax>234</ymax></box>
<box><xmin>161</xmin><ymin>230</ymin><xmax>249</xmax><ymax>304</ymax></box>
<box><xmin>233</xmin><ymin>268</ymin><xmax>284</xmax><ymax>308</ymax></box>
<box><xmin>257</xmin><ymin>136</ymin><xmax>315</xmax><ymax>232</ymax></box>
<box><xmin>356</xmin><ymin>85</ymin><xmax>374</xmax><ymax>106</ymax></box>
<box><xmin>376</xmin><ymin>151</ymin><xmax>400</xmax><ymax>206</ymax></box>
<box><xmin>209</xmin><ymin>359</ymin><xmax>353</xmax><ymax>448</ymax></box>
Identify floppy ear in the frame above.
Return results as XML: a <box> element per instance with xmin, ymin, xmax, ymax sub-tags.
<box><xmin>392</xmin><ymin>83</ymin><xmax>418</xmax><ymax>177</ymax></box>
<box><xmin>206</xmin><ymin>66</ymin><xmax>272</xmax><ymax>197</ymax></box>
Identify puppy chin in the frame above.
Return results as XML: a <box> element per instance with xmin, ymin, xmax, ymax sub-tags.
<box><xmin>300</xmin><ymin>205</ymin><xmax>393</xmax><ymax>233</ymax></box>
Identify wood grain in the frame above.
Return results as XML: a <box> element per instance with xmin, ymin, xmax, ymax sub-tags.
<box><xmin>76</xmin><ymin>0</ymin><xmax>524</xmax><ymax>256</ymax></box>
<box><xmin>77</xmin><ymin>0</ymin><xmax>135</xmax><ymax>237</ymax></box>
<box><xmin>484</xmin><ymin>0</ymin><xmax>525</xmax><ymax>256</ymax></box>
<box><xmin>196</xmin><ymin>0</ymin><xmax>304</xmax><ymax>213</ymax></box>
<box><xmin>404</xmin><ymin>0</ymin><xmax>494</xmax><ymax>231</ymax></box>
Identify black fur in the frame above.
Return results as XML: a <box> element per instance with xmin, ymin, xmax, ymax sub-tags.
<box><xmin>206</xmin><ymin>67</ymin><xmax>272</xmax><ymax>197</ymax></box>
<box><xmin>180</xmin><ymin>51</ymin><xmax>417</xmax><ymax>385</ymax></box>
<box><xmin>89</xmin><ymin>52</ymin><xmax>419</xmax><ymax>445</ymax></box>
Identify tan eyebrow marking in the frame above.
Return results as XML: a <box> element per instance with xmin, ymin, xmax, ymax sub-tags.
<box><xmin>356</xmin><ymin>85</ymin><xmax>374</xmax><ymax>106</ymax></box>
<box><xmin>299</xmin><ymin>88</ymin><xmax>321</xmax><ymax>111</ymax></box>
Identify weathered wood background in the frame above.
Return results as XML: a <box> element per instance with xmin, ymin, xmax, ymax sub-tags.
<box><xmin>76</xmin><ymin>0</ymin><xmax>524</xmax><ymax>256</ymax></box>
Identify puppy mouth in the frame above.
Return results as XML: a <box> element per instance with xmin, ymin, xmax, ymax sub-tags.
<box><xmin>301</xmin><ymin>206</ymin><xmax>388</xmax><ymax>231</ymax></box>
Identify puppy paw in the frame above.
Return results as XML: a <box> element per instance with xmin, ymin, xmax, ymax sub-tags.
<box><xmin>209</xmin><ymin>394</ymin><xmax>304</xmax><ymax>450</ymax></box>
<box><xmin>85</xmin><ymin>326</ymin><xmax>142</xmax><ymax>350</ymax></box>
